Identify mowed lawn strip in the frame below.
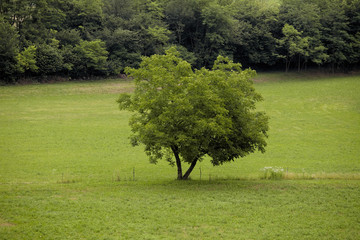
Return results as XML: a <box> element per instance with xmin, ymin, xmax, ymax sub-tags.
<box><xmin>0</xmin><ymin>73</ymin><xmax>359</xmax><ymax>239</ymax></box>
<box><xmin>0</xmin><ymin>180</ymin><xmax>359</xmax><ymax>239</ymax></box>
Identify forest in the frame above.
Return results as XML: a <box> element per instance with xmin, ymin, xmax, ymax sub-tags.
<box><xmin>1</xmin><ymin>0</ymin><xmax>359</xmax><ymax>82</ymax></box>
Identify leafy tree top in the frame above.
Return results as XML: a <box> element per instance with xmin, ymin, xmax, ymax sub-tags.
<box><xmin>119</xmin><ymin>47</ymin><xmax>269</xmax><ymax>180</ymax></box>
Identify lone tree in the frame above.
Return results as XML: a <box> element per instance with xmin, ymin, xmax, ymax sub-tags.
<box><xmin>118</xmin><ymin>48</ymin><xmax>269</xmax><ymax>180</ymax></box>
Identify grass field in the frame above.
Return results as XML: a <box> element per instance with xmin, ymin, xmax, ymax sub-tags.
<box><xmin>0</xmin><ymin>72</ymin><xmax>359</xmax><ymax>239</ymax></box>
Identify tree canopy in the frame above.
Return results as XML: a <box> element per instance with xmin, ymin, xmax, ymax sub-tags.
<box><xmin>118</xmin><ymin>48</ymin><xmax>269</xmax><ymax>180</ymax></box>
<box><xmin>1</xmin><ymin>0</ymin><xmax>359</xmax><ymax>82</ymax></box>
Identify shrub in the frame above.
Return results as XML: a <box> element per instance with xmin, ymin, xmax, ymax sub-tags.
<box><xmin>261</xmin><ymin>167</ymin><xmax>285</xmax><ymax>180</ymax></box>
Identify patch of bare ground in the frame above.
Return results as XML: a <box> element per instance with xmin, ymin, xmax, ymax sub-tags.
<box><xmin>0</xmin><ymin>222</ymin><xmax>15</xmax><ymax>227</ymax></box>
<box><xmin>67</xmin><ymin>82</ymin><xmax>134</xmax><ymax>94</ymax></box>
<box><xmin>0</xmin><ymin>218</ymin><xmax>15</xmax><ymax>227</ymax></box>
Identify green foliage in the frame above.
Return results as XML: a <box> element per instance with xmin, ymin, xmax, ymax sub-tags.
<box><xmin>75</xmin><ymin>40</ymin><xmax>109</xmax><ymax>74</ymax></box>
<box><xmin>36</xmin><ymin>44</ymin><xmax>63</xmax><ymax>76</ymax></box>
<box><xmin>60</xmin><ymin>45</ymin><xmax>82</xmax><ymax>75</ymax></box>
<box><xmin>2</xmin><ymin>0</ymin><xmax>65</xmax><ymax>48</ymax></box>
<box><xmin>231</xmin><ymin>0</ymin><xmax>278</xmax><ymax>66</ymax></box>
<box><xmin>69</xmin><ymin>0</ymin><xmax>104</xmax><ymax>37</ymax></box>
<box><xmin>147</xmin><ymin>26</ymin><xmax>171</xmax><ymax>46</ymax></box>
<box><xmin>74</xmin><ymin>0</ymin><xmax>104</xmax><ymax>18</ymax></box>
<box><xmin>1</xmin><ymin>0</ymin><xmax>360</xmax><ymax>81</ymax></box>
<box><xmin>101</xmin><ymin>28</ymin><xmax>141</xmax><ymax>74</ymax></box>
<box><xmin>278</xmin><ymin>0</ymin><xmax>329</xmax><ymax>70</ymax></box>
<box><xmin>16</xmin><ymin>45</ymin><xmax>38</xmax><ymax>73</ymax></box>
<box><xmin>103</xmin><ymin>0</ymin><xmax>135</xmax><ymax>19</ymax></box>
<box><xmin>200</xmin><ymin>2</ymin><xmax>234</xmax><ymax>63</ymax></box>
<box><xmin>318</xmin><ymin>0</ymin><xmax>354</xmax><ymax>71</ymax></box>
<box><xmin>279</xmin><ymin>0</ymin><xmax>322</xmax><ymax>37</ymax></box>
<box><xmin>277</xmin><ymin>24</ymin><xmax>303</xmax><ymax>71</ymax></box>
<box><xmin>56</xmin><ymin>29</ymin><xmax>82</xmax><ymax>46</ymax></box>
<box><xmin>119</xmin><ymin>48</ymin><xmax>269</xmax><ymax>179</ymax></box>
<box><xmin>166</xmin><ymin>44</ymin><xmax>197</xmax><ymax>65</ymax></box>
<box><xmin>276</xmin><ymin>24</ymin><xmax>324</xmax><ymax>72</ymax></box>
<box><xmin>0</xmin><ymin>20</ymin><xmax>19</xmax><ymax>82</ymax></box>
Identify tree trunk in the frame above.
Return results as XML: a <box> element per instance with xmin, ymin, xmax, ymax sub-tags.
<box><xmin>171</xmin><ymin>146</ymin><xmax>182</xmax><ymax>180</ymax></box>
<box><xmin>182</xmin><ymin>159</ymin><xmax>198</xmax><ymax>180</ymax></box>
<box><xmin>171</xmin><ymin>146</ymin><xmax>199</xmax><ymax>180</ymax></box>
<box><xmin>285</xmin><ymin>57</ymin><xmax>290</xmax><ymax>72</ymax></box>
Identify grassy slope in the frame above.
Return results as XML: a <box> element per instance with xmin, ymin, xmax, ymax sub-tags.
<box><xmin>0</xmin><ymin>73</ymin><xmax>359</xmax><ymax>239</ymax></box>
<box><xmin>249</xmin><ymin>73</ymin><xmax>360</xmax><ymax>176</ymax></box>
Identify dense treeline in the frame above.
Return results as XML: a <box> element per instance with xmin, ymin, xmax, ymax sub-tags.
<box><xmin>0</xmin><ymin>0</ymin><xmax>359</xmax><ymax>82</ymax></box>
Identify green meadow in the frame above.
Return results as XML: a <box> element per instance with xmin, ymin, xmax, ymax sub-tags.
<box><xmin>0</xmin><ymin>73</ymin><xmax>359</xmax><ymax>239</ymax></box>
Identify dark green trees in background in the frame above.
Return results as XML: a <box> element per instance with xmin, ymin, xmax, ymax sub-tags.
<box><xmin>0</xmin><ymin>21</ymin><xmax>19</xmax><ymax>81</ymax></box>
<box><xmin>231</xmin><ymin>0</ymin><xmax>278</xmax><ymax>68</ymax></box>
<box><xmin>278</xmin><ymin>0</ymin><xmax>328</xmax><ymax>71</ymax></box>
<box><xmin>1</xmin><ymin>0</ymin><xmax>360</xmax><ymax>82</ymax></box>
